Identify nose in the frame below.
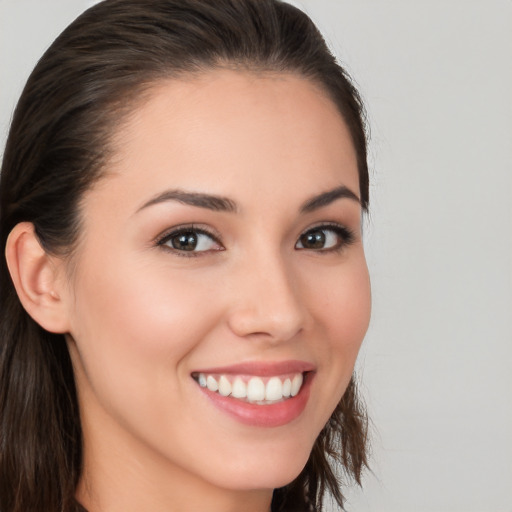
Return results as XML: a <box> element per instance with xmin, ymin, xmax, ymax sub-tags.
<box><xmin>226</xmin><ymin>252</ymin><xmax>306</xmax><ymax>343</ymax></box>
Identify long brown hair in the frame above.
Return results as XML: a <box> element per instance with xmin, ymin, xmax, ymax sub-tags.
<box><xmin>0</xmin><ymin>1</ymin><xmax>370</xmax><ymax>510</ymax></box>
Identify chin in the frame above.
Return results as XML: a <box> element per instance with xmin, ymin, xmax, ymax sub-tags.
<box><xmin>205</xmin><ymin>440</ymin><xmax>313</xmax><ymax>492</ymax></box>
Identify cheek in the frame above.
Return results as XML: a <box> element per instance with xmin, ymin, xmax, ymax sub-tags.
<box><xmin>67</xmin><ymin>255</ymin><xmax>222</xmax><ymax>401</ymax></box>
<box><xmin>311</xmin><ymin>253</ymin><xmax>371</xmax><ymax>349</ymax></box>
<box><xmin>66</xmin><ymin>255</ymin><xmax>230</xmax><ymax>462</ymax></box>
<box><xmin>305</xmin><ymin>253</ymin><xmax>371</xmax><ymax>407</ymax></box>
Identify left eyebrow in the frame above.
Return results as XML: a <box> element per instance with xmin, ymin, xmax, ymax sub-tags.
<box><xmin>300</xmin><ymin>185</ymin><xmax>361</xmax><ymax>213</ymax></box>
<box><xmin>136</xmin><ymin>189</ymin><xmax>238</xmax><ymax>213</ymax></box>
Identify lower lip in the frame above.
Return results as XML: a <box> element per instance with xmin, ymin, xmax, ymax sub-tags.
<box><xmin>197</xmin><ymin>373</ymin><xmax>314</xmax><ymax>428</ymax></box>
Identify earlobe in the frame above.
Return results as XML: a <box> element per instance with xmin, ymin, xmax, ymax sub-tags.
<box><xmin>5</xmin><ymin>222</ymin><xmax>71</xmax><ymax>333</ymax></box>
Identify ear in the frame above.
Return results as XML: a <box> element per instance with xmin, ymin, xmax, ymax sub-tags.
<box><xmin>5</xmin><ymin>222</ymin><xmax>71</xmax><ymax>333</ymax></box>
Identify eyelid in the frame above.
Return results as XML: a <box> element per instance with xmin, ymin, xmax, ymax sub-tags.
<box><xmin>296</xmin><ymin>222</ymin><xmax>356</xmax><ymax>251</ymax></box>
<box><xmin>153</xmin><ymin>221</ymin><xmax>355</xmax><ymax>256</ymax></box>
<box><xmin>155</xmin><ymin>224</ymin><xmax>224</xmax><ymax>255</ymax></box>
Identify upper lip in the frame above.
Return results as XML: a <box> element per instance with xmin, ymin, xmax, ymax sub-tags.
<box><xmin>191</xmin><ymin>360</ymin><xmax>315</xmax><ymax>377</ymax></box>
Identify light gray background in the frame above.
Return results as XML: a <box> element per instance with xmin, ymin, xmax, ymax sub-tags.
<box><xmin>1</xmin><ymin>1</ymin><xmax>511</xmax><ymax>511</ymax></box>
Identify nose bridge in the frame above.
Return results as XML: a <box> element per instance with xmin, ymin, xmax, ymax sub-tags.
<box><xmin>228</xmin><ymin>245</ymin><xmax>305</xmax><ymax>341</ymax></box>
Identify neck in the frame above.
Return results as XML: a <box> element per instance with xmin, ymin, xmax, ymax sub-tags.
<box><xmin>77</xmin><ymin>470</ymin><xmax>272</xmax><ymax>512</ymax></box>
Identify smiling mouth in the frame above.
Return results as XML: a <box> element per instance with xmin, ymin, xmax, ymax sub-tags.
<box><xmin>191</xmin><ymin>372</ymin><xmax>305</xmax><ymax>404</ymax></box>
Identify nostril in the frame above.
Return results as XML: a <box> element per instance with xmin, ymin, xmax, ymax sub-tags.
<box><xmin>227</xmin><ymin>313</ymin><xmax>303</xmax><ymax>342</ymax></box>
<box><xmin>226</xmin><ymin>262</ymin><xmax>306</xmax><ymax>341</ymax></box>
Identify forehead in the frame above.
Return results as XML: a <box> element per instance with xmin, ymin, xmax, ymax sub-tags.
<box><xmin>98</xmin><ymin>69</ymin><xmax>359</xmax><ymax>209</ymax></box>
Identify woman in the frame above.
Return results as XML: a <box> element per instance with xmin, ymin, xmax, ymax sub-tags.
<box><xmin>0</xmin><ymin>1</ymin><xmax>371</xmax><ymax>511</ymax></box>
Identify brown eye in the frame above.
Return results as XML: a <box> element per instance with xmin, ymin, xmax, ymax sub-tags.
<box><xmin>159</xmin><ymin>229</ymin><xmax>221</xmax><ymax>253</ymax></box>
<box><xmin>295</xmin><ymin>225</ymin><xmax>354</xmax><ymax>251</ymax></box>
<box><xmin>171</xmin><ymin>231</ymin><xmax>199</xmax><ymax>251</ymax></box>
<box><xmin>298</xmin><ymin>229</ymin><xmax>326</xmax><ymax>249</ymax></box>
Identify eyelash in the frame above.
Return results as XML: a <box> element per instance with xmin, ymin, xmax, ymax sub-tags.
<box><xmin>296</xmin><ymin>223</ymin><xmax>355</xmax><ymax>253</ymax></box>
<box><xmin>155</xmin><ymin>223</ymin><xmax>355</xmax><ymax>258</ymax></box>
<box><xmin>155</xmin><ymin>225</ymin><xmax>222</xmax><ymax>258</ymax></box>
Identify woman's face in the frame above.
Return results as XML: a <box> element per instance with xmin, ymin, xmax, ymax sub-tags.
<box><xmin>63</xmin><ymin>70</ymin><xmax>371</xmax><ymax>500</ymax></box>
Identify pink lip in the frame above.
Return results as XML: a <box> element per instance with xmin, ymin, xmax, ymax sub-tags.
<box><xmin>192</xmin><ymin>359</ymin><xmax>315</xmax><ymax>377</ymax></box>
<box><xmin>192</xmin><ymin>360</ymin><xmax>316</xmax><ymax>428</ymax></box>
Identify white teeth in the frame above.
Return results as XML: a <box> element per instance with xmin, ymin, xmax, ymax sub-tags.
<box><xmin>265</xmin><ymin>377</ymin><xmax>283</xmax><ymax>401</ymax></box>
<box><xmin>218</xmin><ymin>375</ymin><xmax>232</xmax><ymax>396</ymax></box>
<box><xmin>282</xmin><ymin>378</ymin><xmax>292</xmax><ymax>397</ymax></box>
<box><xmin>196</xmin><ymin>372</ymin><xmax>305</xmax><ymax>403</ymax></box>
<box><xmin>247</xmin><ymin>377</ymin><xmax>266</xmax><ymax>402</ymax></box>
<box><xmin>231</xmin><ymin>377</ymin><xmax>247</xmax><ymax>398</ymax></box>
<box><xmin>291</xmin><ymin>373</ymin><xmax>303</xmax><ymax>397</ymax></box>
<box><xmin>206</xmin><ymin>375</ymin><xmax>218</xmax><ymax>392</ymax></box>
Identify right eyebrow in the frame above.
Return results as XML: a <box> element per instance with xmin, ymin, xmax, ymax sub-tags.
<box><xmin>136</xmin><ymin>189</ymin><xmax>238</xmax><ymax>214</ymax></box>
<box><xmin>300</xmin><ymin>185</ymin><xmax>361</xmax><ymax>213</ymax></box>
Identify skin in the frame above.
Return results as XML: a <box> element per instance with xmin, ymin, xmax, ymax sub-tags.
<box><xmin>55</xmin><ymin>70</ymin><xmax>371</xmax><ymax>512</ymax></box>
